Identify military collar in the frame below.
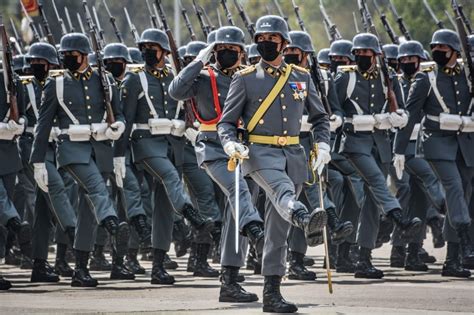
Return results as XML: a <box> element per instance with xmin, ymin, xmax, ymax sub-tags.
<box><xmin>217</xmin><ymin>64</ymin><xmax>245</xmax><ymax>77</ymax></box>
<box><xmin>441</xmin><ymin>63</ymin><xmax>462</xmax><ymax>76</ymax></box>
<box><xmin>146</xmin><ymin>65</ymin><xmax>169</xmax><ymax>78</ymax></box>
<box><xmin>358</xmin><ymin>69</ymin><xmax>379</xmax><ymax>80</ymax></box>
<box><xmin>260</xmin><ymin>60</ymin><xmax>290</xmax><ymax>78</ymax></box>
<box><xmin>70</xmin><ymin>67</ymin><xmax>93</xmax><ymax>81</ymax></box>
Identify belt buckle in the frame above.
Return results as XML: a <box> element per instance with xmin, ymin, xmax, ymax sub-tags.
<box><xmin>277</xmin><ymin>136</ymin><xmax>288</xmax><ymax>146</ymax></box>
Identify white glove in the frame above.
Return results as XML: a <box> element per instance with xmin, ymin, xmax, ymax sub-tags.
<box><xmin>329</xmin><ymin>114</ymin><xmax>343</xmax><ymax>132</ymax></box>
<box><xmin>393</xmin><ymin>154</ymin><xmax>405</xmax><ymax>180</ymax></box>
<box><xmin>223</xmin><ymin>141</ymin><xmax>249</xmax><ymax>158</ymax></box>
<box><xmin>312</xmin><ymin>142</ymin><xmax>331</xmax><ymax>175</ymax></box>
<box><xmin>106</xmin><ymin>121</ymin><xmax>126</xmax><ymax>140</ymax></box>
<box><xmin>33</xmin><ymin>163</ymin><xmax>48</xmax><ymax>192</ymax></box>
<box><xmin>171</xmin><ymin>119</ymin><xmax>186</xmax><ymax>137</ymax></box>
<box><xmin>184</xmin><ymin>128</ymin><xmax>199</xmax><ymax>146</ymax></box>
<box><xmin>389</xmin><ymin>109</ymin><xmax>408</xmax><ymax>128</ymax></box>
<box><xmin>195</xmin><ymin>43</ymin><xmax>215</xmax><ymax>65</ymax></box>
<box><xmin>113</xmin><ymin>157</ymin><xmax>126</xmax><ymax>188</ymax></box>
<box><xmin>7</xmin><ymin>118</ymin><xmax>25</xmax><ymax>135</ymax></box>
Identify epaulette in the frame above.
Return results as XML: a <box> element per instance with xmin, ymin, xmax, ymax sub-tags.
<box><xmin>49</xmin><ymin>69</ymin><xmax>65</xmax><ymax>77</ymax></box>
<box><xmin>19</xmin><ymin>75</ymin><xmax>34</xmax><ymax>85</ymax></box>
<box><xmin>338</xmin><ymin>65</ymin><xmax>357</xmax><ymax>72</ymax></box>
<box><xmin>291</xmin><ymin>64</ymin><xmax>309</xmax><ymax>73</ymax></box>
<box><xmin>238</xmin><ymin>65</ymin><xmax>256</xmax><ymax>76</ymax></box>
<box><xmin>420</xmin><ymin>61</ymin><xmax>436</xmax><ymax>73</ymax></box>
<box><xmin>126</xmin><ymin>64</ymin><xmax>145</xmax><ymax>73</ymax></box>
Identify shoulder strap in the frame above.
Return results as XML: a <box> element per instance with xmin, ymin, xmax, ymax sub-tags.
<box><xmin>320</xmin><ymin>69</ymin><xmax>329</xmax><ymax>97</ymax></box>
<box><xmin>427</xmin><ymin>70</ymin><xmax>450</xmax><ymax>113</ymax></box>
<box><xmin>346</xmin><ymin>71</ymin><xmax>364</xmax><ymax>115</ymax></box>
<box><xmin>138</xmin><ymin>71</ymin><xmax>159</xmax><ymax>119</ymax></box>
<box><xmin>247</xmin><ymin>64</ymin><xmax>293</xmax><ymax>133</ymax></box>
<box><xmin>379</xmin><ymin>72</ymin><xmax>388</xmax><ymax>113</ymax></box>
<box><xmin>25</xmin><ymin>83</ymin><xmax>39</xmax><ymax>119</ymax></box>
<box><xmin>55</xmin><ymin>75</ymin><xmax>80</xmax><ymax>125</ymax></box>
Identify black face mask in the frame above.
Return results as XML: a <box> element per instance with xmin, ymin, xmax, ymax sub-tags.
<box><xmin>400</xmin><ymin>62</ymin><xmax>418</xmax><ymax>76</ymax></box>
<box><xmin>257</xmin><ymin>41</ymin><xmax>280</xmax><ymax>62</ymax></box>
<box><xmin>330</xmin><ymin>60</ymin><xmax>347</xmax><ymax>73</ymax></box>
<box><xmin>31</xmin><ymin>64</ymin><xmax>48</xmax><ymax>81</ymax></box>
<box><xmin>63</xmin><ymin>55</ymin><xmax>81</xmax><ymax>72</ymax></box>
<box><xmin>388</xmin><ymin>60</ymin><xmax>399</xmax><ymax>71</ymax></box>
<box><xmin>142</xmin><ymin>48</ymin><xmax>161</xmax><ymax>66</ymax></box>
<box><xmin>355</xmin><ymin>55</ymin><xmax>373</xmax><ymax>72</ymax></box>
<box><xmin>284</xmin><ymin>54</ymin><xmax>300</xmax><ymax>65</ymax></box>
<box><xmin>216</xmin><ymin>49</ymin><xmax>239</xmax><ymax>69</ymax></box>
<box><xmin>432</xmin><ymin>50</ymin><xmax>450</xmax><ymax>66</ymax></box>
<box><xmin>106</xmin><ymin>62</ymin><xmax>125</xmax><ymax>78</ymax></box>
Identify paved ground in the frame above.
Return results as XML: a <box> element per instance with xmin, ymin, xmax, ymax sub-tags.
<box><xmin>1</xmin><ymin>238</ymin><xmax>474</xmax><ymax>314</ymax></box>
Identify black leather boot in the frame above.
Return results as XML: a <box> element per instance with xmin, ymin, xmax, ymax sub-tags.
<box><xmin>354</xmin><ymin>247</ymin><xmax>384</xmax><ymax>279</ymax></box>
<box><xmin>390</xmin><ymin>245</ymin><xmax>406</xmax><ymax>268</ymax></box>
<box><xmin>110</xmin><ymin>253</ymin><xmax>135</xmax><ymax>280</ymax></box>
<box><xmin>125</xmin><ymin>248</ymin><xmax>146</xmax><ymax>274</ymax></box>
<box><xmin>0</xmin><ymin>275</ymin><xmax>12</xmax><ymax>290</ymax></box>
<box><xmin>262</xmin><ymin>275</ymin><xmax>298</xmax><ymax>313</ymax></box>
<box><xmin>418</xmin><ymin>246</ymin><xmax>436</xmax><ymax>264</ymax></box>
<box><xmin>336</xmin><ymin>242</ymin><xmax>355</xmax><ymax>273</ymax></box>
<box><xmin>71</xmin><ymin>250</ymin><xmax>98</xmax><ymax>287</ymax></box>
<box><xmin>89</xmin><ymin>245</ymin><xmax>112</xmax><ymax>271</ymax></box>
<box><xmin>303</xmin><ymin>256</ymin><xmax>315</xmax><ymax>267</ymax></box>
<box><xmin>243</xmin><ymin>221</ymin><xmax>264</xmax><ymax>261</ymax></box>
<box><xmin>322</xmin><ymin>243</ymin><xmax>337</xmax><ymax>269</ymax></box>
<box><xmin>65</xmin><ymin>226</ymin><xmax>75</xmax><ymax>247</ymax></box>
<box><xmin>130</xmin><ymin>214</ymin><xmax>151</xmax><ymax>246</ymax></box>
<box><xmin>326</xmin><ymin>207</ymin><xmax>353</xmax><ymax>244</ymax></box>
<box><xmin>151</xmin><ymin>249</ymin><xmax>175</xmax><ymax>285</ymax></box>
<box><xmin>102</xmin><ymin>217</ymin><xmax>130</xmax><ymax>257</ymax></box>
<box><xmin>182</xmin><ymin>204</ymin><xmax>214</xmax><ymax>232</ymax></box>
<box><xmin>210</xmin><ymin>222</ymin><xmax>222</xmax><ymax>263</ymax></box>
<box><xmin>442</xmin><ymin>242</ymin><xmax>471</xmax><ymax>278</ymax></box>
<box><xmin>172</xmin><ymin>219</ymin><xmax>192</xmax><ymax>258</ymax></box>
<box><xmin>457</xmin><ymin>224</ymin><xmax>474</xmax><ymax>269</ymax></box>
<box><xmin>54</xmin><ymin>243</ymin><xmax>74</xmax><ymax>277</ymax></box>
<box><xmin>427</xmin><ymin>216</ymin><xmax>445</xmax><ymax>248</ymax></box>
<box><xmin>291</xmin><ymin>208</ymin><xmax>327</xmax><ymax>246</ymax></box>
<box><xmin>388</xmin><ymin>209</ymin><xmax>422</xmax><ymax>240</ymax></box>
<box><xmin>187</xmin><ymin>243</ymin><xmax>197</xmax><ymax>272</ymax></box>
<box><xmin>193</xmin><ymin>243</ymin><xmax>219</xmax><ymax>277</ymax></box>
<box><xmin>288</xmin><ymin>251</ymin><xmax>316</xmax><ymax>280</ymax></box>
<box><xmin>375</xmin><ymin>215</ymin><xmax>393</xmax><ymax>248</ymax></box>
<box><xmin>30</xmin><ymin>259</ymin><xmax>60</xmax><ymax>282</ymax></box>
<box><xmin>219</xmin><ymin>266</ymin><xmax>258</xmax><ymax>303</ymax></box>
<box><xmin>163</xmin><ymin>253</ymin><xmax>178</xmax><ymax>270</ymax></box>
<box><xmin>405</xmin><ymin>243</ymin><xmax>428</xmax><ymax>272</ymax></box>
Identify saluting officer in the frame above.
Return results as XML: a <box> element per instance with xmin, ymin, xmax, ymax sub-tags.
<box><xmin>218</xmin><ymin>16</ymin><xmax>330</xmax><ymax>313</ymax></box>
<box><xmin>30</xmin><ymin>33</ymin><xmax>129</xmax><ymax>287</ymax></box>
<box><xmin>394</xmin><ymin>30</ymin><xmax>474</xmax><ymax>278</ymax></box>
<box><xmin>169</xmin><ymin>26</ymin><xmax>265</xmax><ymax>303</ymax></box>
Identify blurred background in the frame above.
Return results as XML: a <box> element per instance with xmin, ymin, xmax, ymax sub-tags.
<box><xmin>1</xmin><ymin>0</ymin><xmax>473</xmax><ymax>52</ymax></box>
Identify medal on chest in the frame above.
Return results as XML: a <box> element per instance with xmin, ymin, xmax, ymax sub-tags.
<box><xmin>289</xmin><ymin>82</ymin><xmax>307</xmax><ymax>101</ymax></box>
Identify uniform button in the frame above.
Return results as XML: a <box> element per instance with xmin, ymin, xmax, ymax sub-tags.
<box><xmin>456</xmin><ymin>91</ymin><xmax>460</xmax><ymax>94</ymax></box>
<box><xmin>283</xmin><ymin>130</ymin><xmax>288</xmax><ymax>135</ymax></box>
<box><xmin>459</xmin><ymin>112</ymin><xmax>462</xmax><ymax>115</ymax></box>
<box><xmin>164</xmin><ymin>91</ymin><xmax>167</xmax><ymax>95</ymax></box>
<box><xmin>218</xmin><ymin>93</ymin><xmax>221</xmax><ymax>97</ymax></box>
<box><xmin>280</xmin><ymin>93</ymin><xmax>285</xmax><ymax>98</ymax></box>
<box><xmin>282</xmin><ymin>105</ymin><xmax>287</xmax><ymax>110</ymax></box>
<box><xmin>371</xmin><ymin>94</ymin><xmax>375</xmax><ymax>97</ymax></box>
<box><xmin>165</xmin><ymin>110</ymin><xmax>169</xmax><ymax>114</ymax></box>
<box><xmin>69</xmin><ymin>101</ymin><xmax>72</xmax><ymax>105</ymax></box>
<box><xmin>283</xmin><ymin>117</ymin><xmax>287</xmax><ymax>122</ymax></box>
<box><xmin>371</xmin><ymin>84</ymin><xmax>375</xmax><ymax>88</ymax></box>
<box><xmin>458</xmin><ymin>101</ymin><xmax>461</xmax><ymax>105</ymax></box>
<box><xmin>164</xmin><ymin>101</ymin><xmax>168</xmax><ymax>104</ymax></box>
<box><xmin>355</xmin><ymin>97</ymin><xmax>359</xmax><ymax>100</ymax></box>
<box><xmin>87</xmin><ymin>105</ymin><xmax>91</xmax><ymax>109</ymax></box>
<box><xmin>84</xmin><ymin>86</ymin><xmax>88</xmax><ymax>90</ymax></box>
<box><xmin>150</xmin><ymin>96</ymin><xmax>154</xmax><ymax>99</ymax></box>
<box><xmin>88</xmin><ymin>115</ymin><xmax>92</xmax><ymax>119</ymax></box>
<box><xmin>82</xmin><ymin>77</ymin><xmax>86</xmax><ymax>81</ymax></box>
<box><xmin>259</xmin><ymin>119</ymin><xmax>264</xmax><ymax>124</ymax></box>
<box><xmin>259</xmin><ymin>98</ymin><xmax>263</xmax><ymax>102</ymax></box>
<box><xmin>370</xmin><ymin>103</ymin><xmax>374</xmax><ymax>107</ymax></box>
<box><xmin>149</xmin><ymin>111</ymin><xmax>153</xmax><ymax>115</ymax></box>
<box><xmin>86</xmin><ymin>95</ymin><xmax>90</xmax><ymax>100</ymax></box>
<box><xmin>298</xmin><ymin>119</ymin><xmax>301</xmax><ymax>123</ymax></box>
<box><xmin>162</xmin><ymin>83</ymin><xmax>166</xmax><ymax>86</ymax></box>
<box><xmin>454</xmin><ymin>81</ymin><xmax>458</xmax><ymax>85</ymax></box>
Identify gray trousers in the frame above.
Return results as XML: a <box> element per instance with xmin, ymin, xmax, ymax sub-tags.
<box><xmin>220</xmin><ymin>201</ymin><xmax>249</xmax><ymax>267</ymax></box>
<box><xmin>345</xmin><ymin>152</ymin><xmax>400</xmax><ymax>249</ymax></box>
<box><xmin>13</xmin><ymin>169</ymin><xmax>35</xmax><ymax>223</ymax></box>
<box><xmin>151</xmin><ymin>182</ymin><xmax>174</xmax><ymax>251</ymax></box>
<box><xmin>0</xmin><ymin>173</ymin><xmax>19</xmax><ymax>226</ymax></box>
<box><xmin>429</xmin><ymin>152</ymin><xmax>473</xmax><ymax>243</ymax></box>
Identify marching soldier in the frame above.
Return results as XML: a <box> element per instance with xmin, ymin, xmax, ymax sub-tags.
<box><xmin>334</xmin><ymin>33</ymin><xmax>421</xmax><ymax>279</ymax></box>
<box><xmin>169</xmin><ymin>26</ymin><xmax>265</xmax><ymax>302</ymax></box>
<box><xmin>394</xmin><ymin>30</ymin><xmax>474</xmax><ymax>278</ymax></box>
<box><xmin>217</xmin><ymin>16</ymin><xmax>330</xmax><ymax>313</ymax></box>
<box><xmin>30</xmin><ymin>33</ymin><xmax>129</xmax><ymax>287</ymax></box>
<box><xmin>114</xmin><ymin>28</ymin><xmax>214</xmax><ymax>285</ymax></box>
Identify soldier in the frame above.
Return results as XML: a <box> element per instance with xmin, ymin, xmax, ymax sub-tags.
<box><xmin>30</xmin><ymin>33</ymin><xmax>129</xmax><ymax>287</ymax></box>
<box><xmin>334</xmin><ymin>33</ymin><xmax>421</xmax><ymax>279</ymax></box>
<box><xmin>394</xmin><ymin>30</ymin><xmax>474</xmax><ymax>278</ymax></box>
<box><xmin>328</xmin><ymin>39</ymin><xmax>355</xmax><ymax>73</ymax></box>
<box><xmin>21</xmin><ymin>42</ymin><xmax>78</xmax><ymax>283</ymax></box>
<box><xmin>317</xmin><ymin>48</ymin><xmax>331</xmax><ymax>70</ymax></box>
<box><xmin>169</xmin><ymin>26</ymin><xmax>265</xmax><ymax>303</ymax></box>
<box><xmin>247</xmin><ymin>44</ymin><xmax>261</xmax><ymax>65</ymax></box>
<box><xmin>114</xmin><ymin>28</ymin><xmax>214</xmax><ymax>285</ymax></box>
<box><xmin>217</xmin><ymin>16</ymin><xmax>330</xmax><ymax>313</ymax></box>
<box><xmin>383</xmin><ymin>44</ymin><xmax>400</xmax><ymax>73</ymax></box>
<box><xmin>283</xmin><ymin>30</ymin><xmax>353</xmax><ymax>280</ymax></box>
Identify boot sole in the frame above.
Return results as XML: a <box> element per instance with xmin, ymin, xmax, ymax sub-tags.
<box><xmin>441</xmin><ymin>271</ymin><xmax>471</xmax><ymax>278</ymax></box>
<box><xmin>263</xmin><ymin>305</ymin><xmax>298</xmax><ymax>313</ymax></box>
<box><xmin>354</xmin><ymin>273</ymin><xmax>384</xmax><ymax>279</ymax></box>
<box><xmin>219</xmin><ymin>295</ymin><xmax>258</xmax><ymax>303</ymax></box>
<box><xmin>306</xmin><ymin>209</ymin><xmax>327</xmax><ymax>247</ymax></box>
<box><xmin>288</xmin><ymin>274</ymin><xmax>316</xmax><ymax>281</ymax></box>
<box><xmin>331</xmin><ymin>222</ymin><xmax>354</xmax><ymax>244</ymax></box>
<box><xmin>30</xmin><ymin>276</ymin><xmax>60</xmax><ymax>283</ymax></box>
<box><xmin>151</xmin><ymin>279</ymin><xmax>175</xmax><ymax>285</ymax></box>
<box><xmin>404</xmin><ymin>266</ymin><xmax>428</xmax><ymax>272</ymax></box>
<box><xmin>71</xmin><ymin>281</ymin><xmax>98</xmax><ymax>287</ymax></box>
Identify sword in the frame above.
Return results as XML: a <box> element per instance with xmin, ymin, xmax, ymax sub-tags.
<box><xmin>318</xmin><ymin>166</ymin><xmax>333</xmax><ymax>294</ymax></box>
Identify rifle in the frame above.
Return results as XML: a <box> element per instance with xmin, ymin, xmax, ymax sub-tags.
<box><xmin>82</xmin><ymin>0</ymin><xmax>115</xmax><ymax>125</ymax></box>
<box><xmin>37</xmin><ymin>1</ymin><xmax>55</xmax><ymax>45</ymax></box>
<box><xmin>76</xmin><ymin>13</ymin><xmax>87</xmax><ymax>35</ymax></box>
<box><xmin>452</xmin><ymin>0</ymin><xmax>474</xmax><ymax>96</ymax></box>
<box><xmin>220</xmin><ymin>0</ymin><xmax>235</xmax><ymax>26</ymax></box>
<box><xmin>52</xmin><ymin>0</ymin><xmax>67</xmax><ymax>36</ymax></box>
<box><xmin>19</xmin><ymin>0</ymin><xmax>41</xmax><ymax>43</ymax></box>
<box><xmin>319</xmin><ymin>0</ymin><xmax>342</xmax><ymax>43</ymax></box>
<box><xmin>373</xmin><ymin>0</ymin><xmax>399</xmax><ymax>45</ymax></box>
<box><xmin>217</xmin><ymin>8</ymin><xmax>223</xmax><ymax>28</ymax></box>
<box><xmin>388</xmin><ymin>0</ymin><xmax>411</xmax><ymax>40</ymax></box>
<box><xmin>201</xmin><ymin>5</ymin><xmax>216</xmax><ymax>32</ymax></box>
<box><xmin>422</xmin><ymin>0</ymin><xmax>445</xmax><ymax>30</ymax></box>
<box><xmin>64</xmin><ymin>7</ymin><xmax>75</xmax><ymax>33</ymax></box>
<box><xmin>193</xmin><ymin>0</ymin><xmax>210</xmax><ymax>38</ymax></box>
<box><xmin>102</xmin><ymin>0</ymin><xmax>124</xmax><ymax>43</ymax></box>
<box><xmin>358</xmin><ymin>0</ymin><xmax>369</xmax><ymax>32</ymax></box>
<box><xmin>273</xmin><ymin>0</ymin><xmax>290</xmax><ymax>31</ymax></box>
<box><xmin>453</xmin><ymin>0</ymin><xmax>473</xmax><ymax>35</ymax></box>
<box><xmin>9</xmin><ymin>18</ymin><xmax>24</xmax><ymax>53</ymax></box>
<box><xmin>1</xmin><ymin>16</ymin><xmax>19</xmax><ymax>122</ymax></box>
<box><xmin>353</xmin><ymin>12</ymin><xmax>360</xmax><ymax>34</ymax></box>
<box><xmin>124</xmin><ymin>8</ymin><xmax>140</xmax><ymax>44</ymax></box>
<box><xmin>444</xmin><ymin>10</ymin><xmax>457</xmax><ymax>30</ymax></box>
<box><xmin>233</xmin><ymin>0</ymin><xmax>255</xmax><ymax>37</ymax></box>
<box><xmin>92</xmin><ymin>6</ymin><xmax>106</xmax><ymax>48</ymax></box>
<box><xmin>145</xmin><ymin>0</ymin><xmax>160</xmax><ymax>29</ymax></box>
<box><xmin>291</xmin><ymin>0</ymin><xmax>307</xmax><ymax>33</ymax></box>
<box><xmin>180</xmin><ymin>0</ymin><xmax>197</xmax><ymax>41</ymax></box>
<box><xmin>359</xmin><ymin>0</ymin><xmax>399</xmax><ymax>113</ymax></box>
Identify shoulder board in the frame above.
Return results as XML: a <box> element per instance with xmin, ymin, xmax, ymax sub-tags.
<box><xmin>291</xmin><ymin>64</ymin><xmax>309</xmax><ymax>73</ymax></box>
<box><xmin>338</xmin><ymin>65</ymin><xmax>357</xmax><ymax>72</ymax></box>
<box><xmin>238</xmin><ymin>65</ymin><xmax>256</xmax><ymax>76</ymax></box>
<box><xmin>126</xmin><ymin>64</ymin><xmax>145</xmax><ymax>73</ymax></box>
<box><xmin>19</xmin><ymin>75</ymin><xmax>34</xmax><ymax>84</ymax></box>
<box><xmin>49</xmin><ymin>69</ymin><xmax>65</xmax><ymax>77</ymax></box>
<box><xmin>420</xmin><ymin>61</ymin><xmax>436</xmax><ymax>73</ymax></box>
